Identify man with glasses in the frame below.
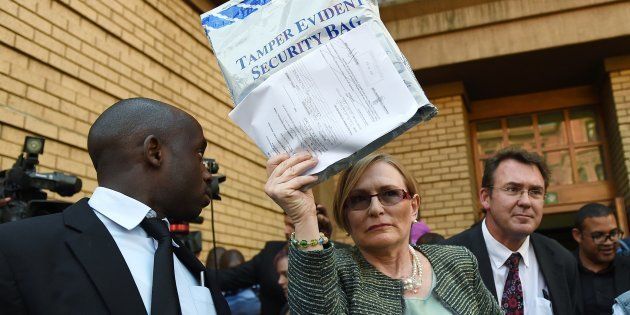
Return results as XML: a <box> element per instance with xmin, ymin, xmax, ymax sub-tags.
<box><xmin>572</xmin><ymin>203</ymin><xmax>630</xmax><ymax>315</ymax></box>
<box><xmin>444</xmin><ymin>148</ymin><xmax>581</xmax><ymax>315</ymax></box>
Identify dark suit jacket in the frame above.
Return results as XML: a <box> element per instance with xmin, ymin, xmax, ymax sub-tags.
<box><xmin>613</xmin><ymin>256</ymin><xmax>630</xmax><ymax>295</ymax></box>
<box><xmin>218</xmin><ymin>241</ymin><xmax>286</xmax><ymax>315</ymax></box>
<box><xmin>444</xmin><ymin>222</ymin><xmax>582</xmax><ymax>315</ymax></box>
<box><xmin>0</xmin><ymin>198</ymin><xmax>230</xmax><ymax>315</ymax></box>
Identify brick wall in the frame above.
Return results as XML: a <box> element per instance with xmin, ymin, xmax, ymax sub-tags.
<box><xmin>381</xmin><ymin>94</ymin><xmax>477</xmax><ymax>237</ymax></box>
<box><xmin>604</xmin><ymin>65</ymin><xmax>630</xmax><ymax>208</ymax></box>
<box><xmin>0</xmin><ymin>0</ymin><xmax>283</xmax><ymax>259</ymax></box>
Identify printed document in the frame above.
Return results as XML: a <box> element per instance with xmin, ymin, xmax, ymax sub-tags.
<box><xmin>229</xmin><ymin>25</ymin><xmax>419</xmax><ymax>175</ymax></box>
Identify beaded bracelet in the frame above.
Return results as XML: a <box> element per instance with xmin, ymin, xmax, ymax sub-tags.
<box><xmin>290</xmin><ymin>232</ymin><xmax>329</xmax><ymax>249</ymax></box>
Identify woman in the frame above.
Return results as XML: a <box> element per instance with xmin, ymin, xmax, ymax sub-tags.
<box><xmin>265</xmin><ymin>152</ymin><xmax>501</xmax><ymax>314</ymax></box>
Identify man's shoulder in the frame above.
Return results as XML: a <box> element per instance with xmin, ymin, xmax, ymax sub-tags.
<box><xmin>531</xmin><ymin>232</ymin><xmax>575</xmax><ymax>263</ymax></box>
<box><xmin>0</xmin><ymin>212</ymin><xmax>64</xmax><ymax>235</ymax></box>
<box><xmin>0</xmin><ymin>199</ymin><xmax>90</xmax><ymax>249</ymax></box>
<box><xmin>615</xmin><ymin>254</ymin><xmax>630</xmax><ymax>267</ymax></box>
<box><xmin>0</xmin><ymin>212</ymin><xmax>66</xmax><ymax>258</ymax></box>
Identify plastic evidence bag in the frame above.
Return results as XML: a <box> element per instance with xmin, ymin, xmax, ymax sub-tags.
<box><xmin>201</xmin><ymin>0</ymin><xmax>437</xmax><ymax>184</ymax></box>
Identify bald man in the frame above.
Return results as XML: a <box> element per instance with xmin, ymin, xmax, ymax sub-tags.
<box><xmin>0</xmin><ymin>98</ymin><xmax>230</xmax><ymax>315</ymax></box>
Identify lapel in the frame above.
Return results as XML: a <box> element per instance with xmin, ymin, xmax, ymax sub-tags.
<box><xmin>172</xmin><ymin>238</ymin><xmax>231</xmax><ymax>315</ymax></box>
<box><xmin>172</xmin><ymin>238</ymin><xmax>205</xmax><ymax>275</ymax></box>
<box><xmin>63</xmin><ymin>199</ymin><xmax>147</xmax><ymax>315</ymax></box>
<box><xmin>469</xmin><ymin>223</ymin><xmax>498</xmax><ymax>299</ymax></box>
<box><xmin>531</xmin><ymin>233</ymin><xmax>565</xmax><ymax>315</ymax></box>
<box><xmin>614</xmin><ymin>256</ymin><xmax>630</xmax><ymax>295</ymax></box>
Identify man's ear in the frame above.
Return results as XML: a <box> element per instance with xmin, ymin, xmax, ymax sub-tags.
<box><xmin>143</xmin><ymin>135</ymin><xmax>162</xmax><ymax>167</ymax></box>
<box><xmin>479</xmin><ymin>188</ymin><xmax>491</xmax><ymax>213</ymax></box>
<box><xmin>571</xmin><ymin>227</ymin><xmax>583</xmax><ymax>244</ymax></box>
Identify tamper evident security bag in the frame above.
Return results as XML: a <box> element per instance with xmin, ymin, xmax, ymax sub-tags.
<box><xmin>201</xmin><ymin>0</ymin><xmax>437</xmax><ymax>184</ymax></box>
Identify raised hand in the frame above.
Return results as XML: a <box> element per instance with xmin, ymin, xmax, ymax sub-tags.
<box><xmin>264</xmin><ymin>153</ymin><xmax>319</xmax><ymax>225</ymax></box>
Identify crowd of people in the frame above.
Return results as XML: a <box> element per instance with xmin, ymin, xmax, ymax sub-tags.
<box><xmin>0</xmin><ymin>97</ymin><xmax>630</xmax><ymax>314</ymax></box>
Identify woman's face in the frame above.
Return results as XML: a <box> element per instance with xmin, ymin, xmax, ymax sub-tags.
<box><xmin>276</xmin><ymin>256</ymin><xmax>289</xmax><ymax>299</ymax></box>
<box><xmin>346</xmin><ymin>161</ymin><xmax>419</xmax><ymax>251</ymax></box>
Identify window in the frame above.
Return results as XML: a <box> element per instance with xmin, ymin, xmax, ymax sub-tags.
<box><xmin>471</xmin><ymin>104</ymin><xmax>614</xmax><ymax>213</ymax></box>
<box><xmin>473</xmin><ymin>106</ymin><xmax>606</xmax><ymax>186</ymax></box>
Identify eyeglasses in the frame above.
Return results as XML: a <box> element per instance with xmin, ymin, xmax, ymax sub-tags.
<box><xmin>589</xmin><ymin>229</ymin><xmax>624</xmax><ymax>244</ymax></box>
<box><xmin>344</xmin><ymin>189</ymin><xmax>411</xmax><ymax>211</ymax></box>
<box><xmin>487</xmin><ymin>185</ymin><xmax>546</xmax><ymax>200</ymax></box>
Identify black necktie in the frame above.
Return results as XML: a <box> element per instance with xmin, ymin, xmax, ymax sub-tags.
<box><xmin>140</xmin><ymin>217</ymin><xmax>181</xmax><ymax>315</ymax></box>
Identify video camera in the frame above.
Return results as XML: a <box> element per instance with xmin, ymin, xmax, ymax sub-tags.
<box><xmin>170</xmin><ymin>157</ymin><xmax>226</xmax><ymax>254</ymax></box>
<box><xmin>0</xmin><ymin>136</ymin><xmax>83</xmax><ymax>224</ymax></box>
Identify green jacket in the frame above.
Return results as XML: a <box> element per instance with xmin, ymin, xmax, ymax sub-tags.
<box><xmin>288</xmin><ymin>243</ymin><xmax>502</xmax><ymax>315</ymax></box>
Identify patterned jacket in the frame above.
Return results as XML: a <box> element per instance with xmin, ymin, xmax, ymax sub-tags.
<box><xmin>288</xmin><ymin>243</ymin><xmax>502</xmax><ymax>315</ymax></box>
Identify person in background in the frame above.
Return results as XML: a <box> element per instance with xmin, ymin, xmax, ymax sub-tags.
<box><xmin>217</xmin><ymin>204</ymin><xmax>335</xmax><ymax>315</ymax></box>
<box><xmin>220</xmin><ymin>249</ymin><xmax>261</xmax><ymax>315</ymax></box>
<box><xmin>265</xmin><ymin>152</ymin><xmax>501</xmax><ymax>314</ymax></box>
<box><xmin>572</xmin><ymin>203</ymin><xmax>630</xmax><ymax>315</ymax></box>
<box><xmin>206</xmin><ymin>246</ymin><xmax>227</xmax><ymax>270</ymax></box>
<box><xmin>274</xmin><ymin>245</ymin><xmax>289</xmax><ymax>315</ymax></box>
<box><xmin>410</xmin><ymin>220</ymin><xmax>430</xmax><ymax>244</ymax></box>
<box><xmin>617</xmin><ymin>236</ymin><xmax>630</xmax><ymax>257</ymax></box>
<box><xmin>416</xmin><ymin>232</ymin><xmax>444</xmax><ymax>245</ymax></box>
<box><xmin>444</xmin><ymin>148</ymin><xmax>581</xmax><ymax>315</ymax></box>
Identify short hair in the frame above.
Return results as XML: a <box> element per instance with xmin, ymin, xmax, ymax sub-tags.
<box><xmin>332</xmin><ymin>152</ymin><xmax>419</xmax><ymax>233</ymax></box>
<box><xmin>416</xmin><ymin>232</ymin><xmax>445</xmax><ymax>245</ymax></box>
<box><xmin>205</xmin><ymin>246</ymin><xmax>226</xmax><ymax>269</ymax></box>
<box><xmin>575</xmin><ymin>203</ymin><xmax>616</xmax><ymax>230</ymax></box>
<box><xmin>219</xmin><ymin>249</ymin><xmax>245</xmax><ymax>269</ymax></box>
<box><xmin>481</xmin><ymin>147</ymin><xmax>550</xmax><ymax>190</ymax></box>
<box><xmin>87</xmin><ymin>98</ymin><xmax>191</xmax><ymax>171</ymax></box>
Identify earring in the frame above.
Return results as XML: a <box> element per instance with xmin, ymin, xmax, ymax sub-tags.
<box><xmin>413</xmin><ymin>219</ymin><xmax>418</xmax><ymax>223</ymax></box>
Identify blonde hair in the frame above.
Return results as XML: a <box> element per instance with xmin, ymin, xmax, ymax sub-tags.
<box><xmin>332</xmin><ymin>153</ymin><xmax>419</xmax><ymax>233</ymax></box>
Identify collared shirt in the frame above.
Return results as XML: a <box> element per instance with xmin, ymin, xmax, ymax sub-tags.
<box><xmin>577</xmin><ymin>256</ymin><xmax>616</xmax><ymax>315</ymax></box>
<box><xmin>89</xmin><ymin>187</ymin><xmax>216</xmax><ymax>315</ymax></box>
<box><xmin>482</xmin><ymin>219</ymin><xmax>552</xmax><ymax>315</ymax></box>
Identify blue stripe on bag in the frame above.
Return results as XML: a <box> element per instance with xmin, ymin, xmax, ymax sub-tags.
<box><xmin>202</xmin><ymin>15</ymin><xmax>234</xmax><ymax>29</ymax></box>
<box><xmin>202</xmin><ymin>0</ymin><xmax>271</xmax><ymax>29</ymax></box>
<box><xmin>240</xmin><ymin>0</ymin><xmax>271</xmax><ymax>5</ymax></box>
<box><xmin>219</xmin><ymin>5</ymin><xmax>258</xmax><ymax>20</ymax></box>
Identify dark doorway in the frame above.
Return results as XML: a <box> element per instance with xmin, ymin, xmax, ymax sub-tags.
<box><xmin>537</xmin><ymin>211</ymin><xmax>578</xmax><ymax>251</ymax></box>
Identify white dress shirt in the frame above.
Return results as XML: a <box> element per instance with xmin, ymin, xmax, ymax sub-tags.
<box><xmin>89</xmin><ymin>187</ymin><xmax>216</xmax><ymax>315</ymax></box>
<box><xmin>482</xmin><ymin>219</ymin><xmax>552</xmax><ymax>315</ymax></box>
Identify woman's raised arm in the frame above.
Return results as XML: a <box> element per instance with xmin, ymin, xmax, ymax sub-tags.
<box><xmin>264</xmin><ymin>152</ymin><xmax>322</xmax><ymax>251</ymax></box>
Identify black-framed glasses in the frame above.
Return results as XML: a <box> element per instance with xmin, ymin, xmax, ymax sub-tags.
<box><xmin>590</xmin><ymin>229</ymin><xmax>624</xmax><ymax>244</ymax></box>
<box><xmin>344</xmin><ymin>189</ymin><xmax>411</xmax><ymax>211</ymax></box>
<box><xmin>487</xmin><ymin>185</ymin><xmax>546</xmax><ymax>200</ymax></box>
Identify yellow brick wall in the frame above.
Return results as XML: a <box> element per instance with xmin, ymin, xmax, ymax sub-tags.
<box><xmin>0</xmin><ymin>0</ymin><xmax>283</xmax><ymax>260</ymax></box>
<box><xmin>381</xmin><ymin>95</ymin><xmax>477</xmax><ymax>237</ymax></box>
<box><xmin>604</xmin><ymin>67</ymin><xmax>630</xmax><ymax>208</ymax></box>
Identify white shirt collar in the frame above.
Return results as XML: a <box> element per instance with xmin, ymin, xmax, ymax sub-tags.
<box><xmin>482</xmin><ymin>218</ymin><xmax>531</xmax><ymax>269</ymax></box>
<box><xmin>88</xmin><ymin>187</ymin><xmax>152</xmax><ymax>230</ymax></box>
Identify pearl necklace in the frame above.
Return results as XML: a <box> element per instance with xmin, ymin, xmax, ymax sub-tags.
<box><xmin>401</xmin><ymin>245</ymin><xmax>423</xmax><ymax>293</ymax></box>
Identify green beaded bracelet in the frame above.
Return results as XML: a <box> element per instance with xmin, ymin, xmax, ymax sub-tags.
<box><xmin>290</xmin><ymin>232</ymin><xmax>329</xmax><ymax>249</ymax></box>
